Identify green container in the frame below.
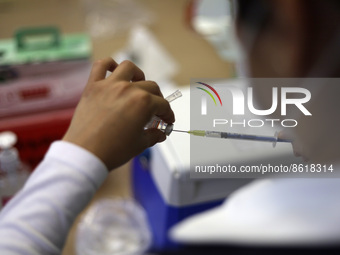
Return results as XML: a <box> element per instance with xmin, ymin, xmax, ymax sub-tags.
<box><xmin>0</xmin><ymin>26</ymin><xmax>92</xmax><ymax>66</ymax></box>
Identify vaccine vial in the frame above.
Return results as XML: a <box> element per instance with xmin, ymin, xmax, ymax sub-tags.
<box><xmin>0</xmin><ymin>131</ymin><xmax>30</xmax><ymax>209</ymax></box>
<box><xmin>144</xmin><ymin>89</ymin><xmax>182</xmax><ymax>136</ymax></box>
<box><xmin>145</xmin><ymin>116</ymin><xmax>174</xmax><ymax>136</ymax></box>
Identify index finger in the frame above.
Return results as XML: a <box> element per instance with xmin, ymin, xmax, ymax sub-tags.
<box><xmin>88</xmin><ymin>57</ymin><xmax>118</xmax><ymax>83</ymax></box>
<box><xmin>109</xmin><ymin>60</ymin><xmax>145</xmax><ymax>82</ymax></box>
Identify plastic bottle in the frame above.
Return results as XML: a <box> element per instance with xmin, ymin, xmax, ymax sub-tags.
<box><xmin>0</xmin><ymin>131</ymin><xmax>30</xmax><ymax>209</ymax></box>
<box><xmin>76</xmin><ymin>198</ymin><xmax>152</xmax><ymax>255</ymax></box>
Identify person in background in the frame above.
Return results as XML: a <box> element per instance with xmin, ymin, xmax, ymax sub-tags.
<box><xmin>171</xmin><ymin>0</ymin><xmax>340</xmax><ymax>250</ymax></box>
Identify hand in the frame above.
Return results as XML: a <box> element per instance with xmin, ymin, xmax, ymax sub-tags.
<box><xmin>278</xmin><ymin>130</ymin><xmax>309</xmax><ymax>162</ymax></box>
<box><xmin>63</xmin><ymin>58</ymin><xmax>175</xmax><ymax>170</ymax></box>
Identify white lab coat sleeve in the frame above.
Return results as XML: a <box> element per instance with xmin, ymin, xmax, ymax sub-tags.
<box><xmin>0</xmin><ymin>141</ymin><xmax>108</xmax><ymax>255</ymax></box>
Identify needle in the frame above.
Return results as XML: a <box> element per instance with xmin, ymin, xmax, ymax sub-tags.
<box><xmin>172</xmin><ymin>130</ymin><xmax>189</xmax><ymax>133</ymax></box>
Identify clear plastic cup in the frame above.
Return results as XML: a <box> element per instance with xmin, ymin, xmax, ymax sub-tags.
<box><xmin>76</xmin><ymin>198</ymin><xmax>151</xmax><ymax>255</ymax></box>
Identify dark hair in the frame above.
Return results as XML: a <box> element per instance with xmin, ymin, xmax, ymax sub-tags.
<box><xmin>236</xmin><ymin>0</ymin><xmax>270</xmax><ymax>29</ymax></box>
<box><xmin>236</xmin><ymin>0</ymin><xmax>340</xmax><ymax>28</ymax></box>
<box><xmin>236</xmin><ymin>0</ymin><xmax>340</xmax><ymax>77</ymax></box>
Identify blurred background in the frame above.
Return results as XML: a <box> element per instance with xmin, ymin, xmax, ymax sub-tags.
<box><xmin>0</xmin><ymin>0</ymin><xmax>234</xmax><ymax>83</ymax></box>
<box><xmin>0</xmin><ymin>0</ymin><xmax>235</xmax><ymax>254</ymax></box>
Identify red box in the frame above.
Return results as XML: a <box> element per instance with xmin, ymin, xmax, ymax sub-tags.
<box><xmin>0</xmin><ymin>108</ymin><xmax>75</xmax><ymax>169</ymax></box>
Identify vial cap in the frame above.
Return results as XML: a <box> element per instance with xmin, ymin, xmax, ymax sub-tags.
<box><xmin>165</xmin><ymin>89</ymin><xmax>182</xmax><ymax>103</ymax></box>
<box><xmin>0</xmin><ymin>131</ymin><xmax>17</xmax><ymax>150</ymax></box>
<box><xmin>165</xmin><ymin>124</ymin><xmax>174</xmax><ymax>136</ymax></box>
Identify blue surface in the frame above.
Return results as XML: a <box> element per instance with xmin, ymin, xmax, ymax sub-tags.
<box><xmin>132</xmin><ymin>150</ymin><xmax>223</xmax><ymax>251</ymax></box>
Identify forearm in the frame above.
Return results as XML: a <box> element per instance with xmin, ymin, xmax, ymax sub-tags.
<box><xmin>0</xmin><ymin>141</ymin><xmax>108</xmax><ymax>255</ymax></box>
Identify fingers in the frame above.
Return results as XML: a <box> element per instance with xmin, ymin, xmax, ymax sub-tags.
<box><xmin>141</xmin><ymin>129</ymin><xmax>166</xmax><ymax>148</ymax></box>
<box><xmin>88</xmin><ymin>57</ymin><xmax>174</xmax><ymax>126</ymax></box>
<box><xmin>88</xmin><ymin>59</ymin><xmax>145</xmax><ymax>84</ymax></box>
<box><xmin>109</xmin><ymin>60</ymin><xmax>145</xmax><ymax>82</ymax></box>
<box><xmin>278</xmin><ymin>130</ymin><xmax>310</xmax><ymax>161</ymax></box>
<box><xmin>133</xmin><ymin>81</ymin><xmax>163</xmax><ymax>97</ymax></box>
<box><xmin>277</xmin><ymin>130</ymin><xmax>291</xmax><ymax>140</ymax></box>
<box><xmin>88</xmin><ymin>57</ymin><xmax>118</xmax><ymax>83</ymax></box>
<box><xmin>149</xmin><ymin>94</ymin><xmax>175</xmax><ymax>124</ymax></box>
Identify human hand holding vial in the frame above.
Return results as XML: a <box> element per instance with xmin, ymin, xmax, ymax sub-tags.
<box><xmin>144</xmin><ymin>90</ymin><xmax>182</xmax><ymax>136</ymax></box>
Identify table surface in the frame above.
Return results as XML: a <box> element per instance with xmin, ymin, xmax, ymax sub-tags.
<box><xmin>0</xmin><ymin>0</ymin><xmax>232</xmax><ymax>254</ymax></box>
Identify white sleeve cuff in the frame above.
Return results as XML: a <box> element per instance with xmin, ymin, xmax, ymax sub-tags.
<box><xmin>43</xmin><ymin>141</ymin><xmax>108</xmax><ymax>189</ymax></box>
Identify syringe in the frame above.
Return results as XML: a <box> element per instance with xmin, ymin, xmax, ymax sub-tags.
<box><xmin>172</xmin><ymin>129</ymin><xmax>292</xmax><ymax>147</ymax></box>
